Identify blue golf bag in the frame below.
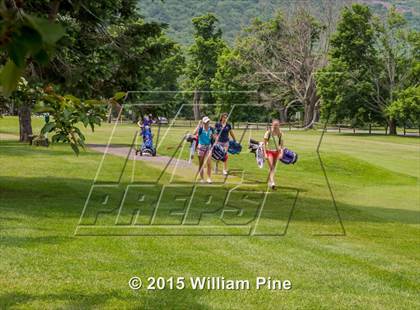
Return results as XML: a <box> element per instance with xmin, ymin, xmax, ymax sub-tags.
<box><xmin>138</xmin><ymin>126</ymin><xmax>156</xmax><ymax>156</ymax></box>
<box><xmin>228</xmin><ymin>140</ymin><xmax>242</xmax><ymax>154</ymax></box>
<box><xmin>212</xmin><ymin>144</ymin><xmax>227</xmax><ymax>162</ymax></box>
<box><xmin>280</xmin><ymin>148</ymin><xmax>298</xmax><ymax>164</ymax></box>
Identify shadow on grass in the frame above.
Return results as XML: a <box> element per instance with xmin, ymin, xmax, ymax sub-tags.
<box><xmin>0</xmin><ymin>235</ymin><xmax>73</xmax><ymax>248</ymax></box>
<box><xmin>0</xmin><ymin>140</ymin><xmax>104</xmax><ymax>157</ymax></box>
<box><xmin>1</xmin><ymin>176</ymin><xmax>419</xmax><ymax>236</ymax></box>
<box><xmin>0</xmin><ymin>288</ymin><xmax>210</xmax><ymax>309</ymax></box>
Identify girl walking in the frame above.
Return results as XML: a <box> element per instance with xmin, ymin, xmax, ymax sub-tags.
<box><xmin>263</xmin><ymin>119</ymin><xmax>284</xmax><ymax>189</ymax></box>
<box><xmin>194</xmin><ymin>116</ymin><xmax>215</xmax><ymax>183</ymax></box>
<box><xmin>215</xmin><ymin>112</ymin><xmax>236</xmax><ymax>176</ymax></box>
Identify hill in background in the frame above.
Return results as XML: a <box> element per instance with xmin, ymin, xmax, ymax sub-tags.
<box><xmin>138</xmin><ymin>0</ymin><xmax>420</xmax><ymax>46</ymax></box>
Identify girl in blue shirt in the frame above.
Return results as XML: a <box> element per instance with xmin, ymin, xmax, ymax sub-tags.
<box><xmin>194</xmin><ymin>116</ymin><xmax>215</xmax><ymax>183</ymax></box>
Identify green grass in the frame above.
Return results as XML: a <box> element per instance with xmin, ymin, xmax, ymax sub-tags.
<box><xmin>0</xmin><ymin>116</ymin><xmax>419</xmax><ymax>309</ymax></box>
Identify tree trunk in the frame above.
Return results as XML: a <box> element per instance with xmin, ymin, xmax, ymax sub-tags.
<box><xmin>278</xmin><ymin>106</ymin><xmax>287</xmax><ymax>123</ymax></box>
<box><xmin>19</xmin><ymin>105</ymin><xmax>32</xmax><ymax>142</ymax></box>
<box><xmin>131</xmin><ymin>110</ymin><xmax>137</xmax><ymax>123</ymax></box>
<box><xmin>303</xmin><ymin>102</ymin><xmax>315</xmax><ymax>128</ymax></box>
<box><xmin>193</xmin><ymin>90</ymin><xmax>201</xmax><ymax>120</ymax></box>
<box><xmin>314</xmin><ymin>104</ymin><xmax>320</xmax><ymax>122</ymax></box>
<box><xmin>388</xmin><ymin>118</ymin><xmax>397</xmax><ymax>135</ymax></box>
<box><xmin>107</xmin><ymin>103</ymin><xmax>122</xmax><ymax>123</ymax></box>
<box><xmin>9</xmin><ymin>98</ymin><xmax>14</xmax><ymax>114</ymax></box>
<box><xmin>107</xmin><ymin>105</ymin><xmax>113</xmax><ymax>123</ymax></box>
<box><xmin>48</xmin><ymin>0</ymin><xmax>60</xmax><ymax>21</ymax></box>
<box><xmin>302</xmin><ymin>81</ymin><xmax>319</xmax><ymax>128</ymax></box>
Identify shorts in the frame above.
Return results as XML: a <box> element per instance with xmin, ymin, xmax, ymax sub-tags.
<box><xmin>198</xmin><ymin>144</ymin><xmax>211</xmax><ymax>157</ymax></box>
<box><xmin>266</xmin><ymin>150</ymin><xmax>280</xmax><ymax>159</ymax></box>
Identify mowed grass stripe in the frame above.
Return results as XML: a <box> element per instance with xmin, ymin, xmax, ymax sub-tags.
<box><xmin>1</xmin><ymin>116</ymin><xmax>419</xmax><ymax>308</ymax></box>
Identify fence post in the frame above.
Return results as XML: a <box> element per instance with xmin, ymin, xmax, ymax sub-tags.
<box><xmin>338</xmin><ymin>125</ymin><xmax>341</xmax><ymax>133</ymax></box>
<box><xmin>353</xmin><ymin>127</ymin><xmax>355</xmax><ymax>134</ymax></box>
<box><xmin>403</xmin><ymin>124</ymin><xmax>406</xmax><ymax>136</ymax></box>
<box><xmin>369</xmin><ymin>123</ymin><xmax>372</xmax><ymax>134</ymax></box>
<box><xmin>289</xmin><ymin>122</ymin><xmax>291</xmax><ymax>131</ymax></box>
<box><xmin>385</xmin><ymin>125</ymin><xmax>388</xmax><ymax>135</ymax></box>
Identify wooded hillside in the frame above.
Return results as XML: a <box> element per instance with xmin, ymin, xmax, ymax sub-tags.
<box><xmin>139</xmin><ymin>0</ymin><xmax>420</xmax><ymax>45</ymax></box>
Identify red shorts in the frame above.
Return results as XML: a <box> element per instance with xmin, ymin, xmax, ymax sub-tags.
<box><xmin>266</xmin><ymin>150</ymin><xmax>280</xmax><ymax>159</ymax></box>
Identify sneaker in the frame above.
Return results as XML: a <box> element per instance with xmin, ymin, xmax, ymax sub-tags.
<box><xmin>223</xmin><ymin>169</ymin><xmax>228</xmax><ymax>176</ymax></box>
<box><xmin>207</xmin><ymin>178</ymin><xmax>212</xmax><ymax>184</ymax></box>
<box><xmin>200</xmin><ymin>179</ymin><xmax>205</xmax><ymax>184</ymax></box>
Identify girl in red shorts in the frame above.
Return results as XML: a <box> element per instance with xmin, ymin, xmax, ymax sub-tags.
<box><xmin>263</xmin><ymin>119</ymin><xmax>284</xmax><ymax>189</ymax></box>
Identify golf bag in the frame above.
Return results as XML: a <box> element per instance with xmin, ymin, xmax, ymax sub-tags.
<box><xmin>249</xmin><ymin>139</ymin><xmax>264</xmax><ymax>168</ymax></box>
<box><xmin>228</xmin><ymin>140</ymin><xmax>242</xmax><ymax>154</ymax></box>
<box><xmin>212</xmin><ymin>143</ymin><xmax>227</xmax><ymax>162</ymax></box>
<box><xmin>186</xmin><ymin>133</ymin><xmax>197</xmax><ymax>163</ymax></box>
<box><xmin>138</xmin><ymin>125</ymin><xmax>156</xmax><ymax>156</ymax></box>
<box><xmin>248</xmin><ymin>139</ymin><xmax>260</xmax><ymax>154</ymax></box>
<box><xmin>279</xmin><ymin>148</ymin><xmax>298</xmax><ymax>165</ymax></box>
<box><xmin>186</xmin><ymin>133</ymin><xmax>196</xmax><ymax>143</ymax></box>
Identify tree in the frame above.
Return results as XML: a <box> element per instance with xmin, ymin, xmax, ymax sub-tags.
<box><xmin>234</xmin><ymin>9</ymin><xmax>324</xmax><ymax>127</ymax></box>
<box><xmin>1</xmin><ymin>1</ymin><xmax>184</xmax><ymax>140</ymax></box>
<box><xmin>34</xmin><ymin>89</ymin><xmax>126</xmax><ymax>155</ymax></box>
<box><xmin>0</xmin><ymin>1</ymin><xmax>64</xmax><ymax>96</ymax></box>
<box><xmin>12</xmin><ymin>78</ymin><xmax>44</xmax><ymax>141</ymax></box>
<box><xmin>211</xmin><ymin>47</ymin><xmax>253</xmax><ymax>122</ymax></box>
<box><xmin>317</xmin><ymin>4</ymin><xmax>419</xmax><ymax>134</ymax></box>
<box><xmin>373</xmin><ymin>7</ymin><xmax>419</xmax><ymax>134</ymax></box>
<box><xmin>185</xmin><ymin>13</ymin><xmax>226</xmax><ymax>119</ymax></box>
<box><xmin>0</xmin><ymin>1</ymin><xmax>65</xmax><ymax>141</ymax></box>
<box><xmin>386</xmin><ymin>85</ymin><xmax>420</xmax><ymax>126</ymax></box>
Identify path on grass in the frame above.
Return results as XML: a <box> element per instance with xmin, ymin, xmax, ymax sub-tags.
<box><xmin>88</xmin><ymin>144</ymin><xmax>193</xmax><ymax>168</ymax></box>
<box><xmin>0</xmin><ymin>133</ymin><xmax>19</xmax><ymax>140</ymax></box>
<box><xmin>88</xmin><ymin>144</ymin><xmax>243</xmax><ymax>183</ymax></box>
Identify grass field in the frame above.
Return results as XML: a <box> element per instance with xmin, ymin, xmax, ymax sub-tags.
<box><xmin>1</xmin><ymin>116</ymin><xmax>419</xmax><ymax>309</ymax></box>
